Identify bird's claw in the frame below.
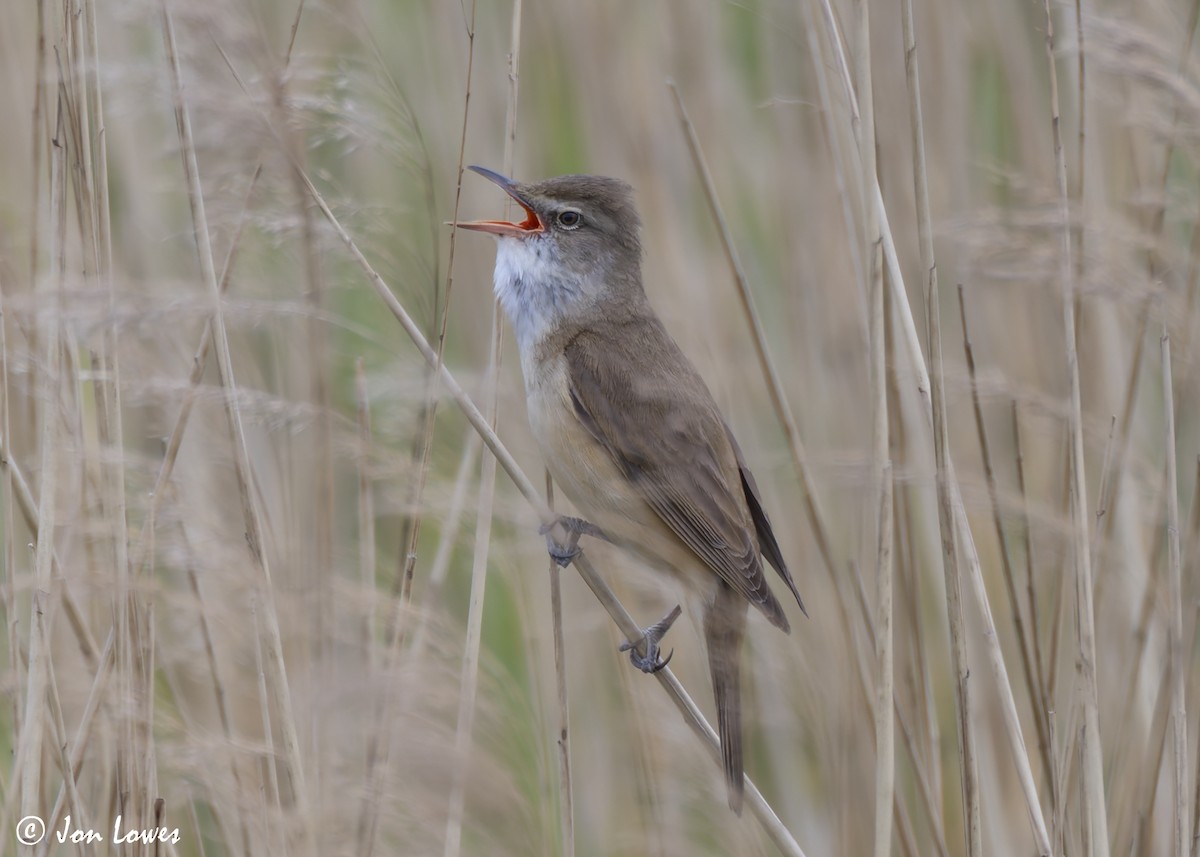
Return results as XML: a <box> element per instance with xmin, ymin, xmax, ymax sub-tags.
<box><xmin>545</xmin><ymin>538</ymin><xmax>580</xmax><ymax>568</ymax></box>
<box><xmin>619</xmin><ymin>605</ymin><xmax>683</xmax><ymax>674</ymax></box>
<box><xmin>540</xmin><ymin>516</ymin><xmax>607</xmax><ymax>568</ymax></box>
<box><xmin>619</xmin><ymin>640</ymin><xmax>674</xmax><ymax>673</ymax></box>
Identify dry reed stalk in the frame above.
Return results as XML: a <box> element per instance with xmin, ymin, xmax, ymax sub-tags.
<box><xmin>26</xmin><ymin>520</ymin><xmax>71</xmax><ymax>840</ymax></box>
<box><xmin>28</xmin><ymin>0</ymin><xmax>46</xmax><ymax>282</ymax></box>
<box><xmin>160</xmin><ymin>3</ymin><xmax>313</xmax><ymax>852</ymax></box>
<box><xmin>1010</xmin><ymin>403</ymin><xmax>1049</xmax><ymax>726</ymax></box>
<box><xmin>602</xmin><ymin>596</ymin><xmax>672</xmax><ymax>849</ymax></box>
<box><xmin>43</xmin><ymin>654</ymin><xmax>91</xmax><ymax>857</ymax></box>
<box><xmin>0</xmin><ymin>277</ymin><xmax>17</xmax><ymax>763</ymax></box>
<box><xmin>797</xmin><ymin>0</ymin><xmax>865</xmax><ymax>298</ymax></box>
<box><xmin>1073</xmin><ymin>0</ymin><xmax>1085</xmax><ymax>203</ymax></box>
<box><xmin>811</xmin><ymin>0</ymin><xmax>1052</xmax><ymax>849</ymax></box>
<box><xmin>1185</xmin><ymin>220</ymin><xmax>1200</xmax><ymax>357</ymax></box>
<box><xmin>442</xmin><ymin>212</ymin><xmax>505</xmax><ymax>857</ymax></box>
<box><xmin>800</xmin><ymin>0</ymin><xmax>884</xmax><ymax>731</ymax></box>
<box><xmin>395</xmin><ymin>0</ymin><xmax>478</xmax><ymax>621</ymax></box>
<box><xmin>880</xmin><ymin>174</ymin><xmax>1062</xmax><ymax>850</ymax></box>
<box><xmin>1049</xmin><ymin>706</ymin><xmax>1065</xmax><ymax>855</ymax></box>
<box><xmin>843</xmin><ymin>551</ymin><xmax>939</xmax><ymax>857</ymax></box>
<box><xmin>1161</xmin><ymin>330</ymin><xmax>1189</xmax><ymax>857</ymax></box>
<box><xmin>73</xmin><ymin>34</ymin><xmax>282</xmax><ymax>843</ymax></box>
<box><xmin>1087</xmin><ymin>418</ymin><xmax>1116</xmax><ymax>605</ymax></box>
<box><xmin>816</xmin><ymin>1</ymin><xmax>1041</xmax><ymax>849</ymax></box>
<box><xmin>896</xmin><ymin>6</ymin><xmax>982</xmax><ymax>857</ymax></box>
<box><xmin>443</xmin><ymin>6</ymin><xmax>519</xmax><ymax>854</ymax></box>
<box><xmin>35</xmin><ymin>166</ymin><xmax>262</xmax><ymax>854</ymax></box>
<box><xmin>1191</xmin><ymin>458</ymin><xmax>1200</xmax><ymax>857</ymax></box>
<box><xmin>353</xmin><ymin>354</ymin><xmax>381</xmax><ymax>854</ymax></box>
<box><xmin>1125</xmin><ymin>177</ymin><xmax>1172</xmax><ymax>857</ymax></box>
<box><xmin>180</xmin><ymin>529</ymin><xmax>251</xmax><ymax>855</ymax></box>
<box><xmin>37</xmin><ymin>631</ymin><xmax>111</xmax><ymax>857</ymax></box>
<box><xmin>872</xmin><ymin>458</ymin><xmax>895</xmax><ymax>857</ymax></box>
<box><xmin>16</xmin><ymin>81</ymin><xmax>66</xmax><ymax>849</ymax></box>
<box><xmin>1070</xmin><ymin>0</ymin><xmax>1086</xmax><ymax>347</ymax></box>
<box><xmin>186</xmin><ymin>50</ymin><xmax>319</xmax><ymax>829</ymax></box>
<box><xmin>355</xmin><ymin>9</ymin><xmax>479</xmax><ymax>850</ymax></box>
<box><xmin>897</xmin><ymin>704</ymin><xmax>951</xmax><ymax>857</ymax></box>
<box><xmin>816</xmin><ymin>0</ymin><xmax>993</xmax><ymax>849</ymax></box>
<box><xmin>1045</xmin><ymin>432</ymin><xmax>1072</xmax><ymax>710</ymax></box>
<box><xmin>1157</xmin><ymin>615</ymin><xmax>1200</xmax><ymax>857</ymax></box>
<box><xmin>889</xmin><ymin>280</ymin><xmax>949</xmax><ymax>856</ymax></box>
<box><xmin>889</xmin><ymin>395</ymin><xmax>951</xmax><ymax>857</ymax></box>
<box><xmin>1131</xmin><ymin>656</ymin><xmax>1175</xmax><ymax>857</ymax></box>
<box><xmin>0</xmin><ymin>0</ymin><xmax>32</xmax><ymax>740</ymax></box>
<box><xmin>157</xmin><ymin>651</ymin><xmax>238</xmax><ymax>853</ymax></box>
<box><xmin>356</xmin><ymin>359</ymin><xmax>377</xmax><ymax>675</ymax></box>
<box><xmin>1189</xmin><ymin>602</ymin><xmax>1200</xmax><ymax>857</ymax></box>
<box><xmin>130</xmin><ymin>166</ymin><xmax>259</xmax><ymax>572</ymax></box>
<box><xmin>918</xmin><ymin>143</ymin><xmax>980</xmax><ymax>857</ymax></box>
<box><xmin>66</xmin><ymin>2</ymin><xmax>98</xmax><ymax>275</ymax></box>
<box><xmin>529</xmin><ymin>13</ymin><xmax>574</xmax><ymax>848</ymax></box>
<box><xmin>849</xmin><ymin>3</ymin><xmax>895</xmax><ymax>853</ymax></box>
<box><xmin>86</xmin><ymin>0</ymin><xmax>116</xmax><ymax>438</ymax></box>
<box><xmin>275</xmin><ymin>1</ymin><xmax>336</xmax><ymax>809</ymax></box>
<box><xmin>1048</xmin><ymin>461</ymin><xmax>1121</xmax><ymax>848</ymax></box>
<box><xmin>250</xmin><ymin>593</ymin><xmax>286</xmax><ymax>853</ymax></box>
<box><xmin>297</xmin><ymin>168</ymin><xmax>807</xmax><ymax>856</ymax></box>
<box><xmin>850</xmin><ymin>550</ymin><xmax>947</xmax><ymax>849</ymax></box>
<box><xmin>895</xmin><ymin>79</ymin><xmax>1053</xmax><ymax>857</ymax></box>
<box><xmin>546</xmin><ymin>476</ymin><xmax>575</xmax><ymax>857</ymax></box>
<box><xmin>893</xmin><ymin>791</ymin><xmax>918</xmax><ymax>857</ymax></box>
<box><xmin>1190</xmin><ymin>455</ymin><xmax>1200</xmax><ymax>561</ymax></box>
<box><xmin>72</xmin><ymin>0</ymin><xmax>150</xmax><ymax>829</ymax></box>
<box><xmin>958</xmin><ymin>287</ymin><xmax>1051</xmax><ymax>787</ymax></box>
<box><xmin>1094</xmin><ymin>1</ymin><xmax>1200</xmax><ymax>586</ymax></box>
<box><xmin>356</xmin><ymin>431</ymin><xmax>482</xmax><ymax>853</ymax></box>
<box><xmin>441</xmin><ymin>358</ymin><xmax>500</xmax><ymax>857</ymax></box>
<box><xmin>1041</xmin><ymin>1</ymin><xmax>1109</xmax><ymax>853</ymax></box>
<box><xmin>1100</xmin><ymin>433</ymin><xmax>1167</xmax><ymax>852</ymax></box>
<box><xmin>401</xmin><ymin>434</ymin><xmax>481</xmax><ymax>661</ymax></box>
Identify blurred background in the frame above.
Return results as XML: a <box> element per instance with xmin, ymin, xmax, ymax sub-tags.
<box><xmin>0</xmin><ymin>0</ymin><xmax>1197</xmax><ymax>854</ymax></box>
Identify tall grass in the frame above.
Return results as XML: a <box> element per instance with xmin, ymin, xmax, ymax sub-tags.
<box><xmin>0</xmin><ymin>0</ymin><xmax>1197</xmax><ymax>854</ymax></box>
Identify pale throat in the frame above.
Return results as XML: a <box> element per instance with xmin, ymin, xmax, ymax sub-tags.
<box><xmin>492</xmin><ymin>235</ymin><xmax>585</xmax><ymax>358</ymax></box>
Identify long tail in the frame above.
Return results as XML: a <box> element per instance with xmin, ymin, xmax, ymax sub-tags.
<box><xmin>705</xmin><ymin>582</ymin><xmax>748</xmax><ymax>815</ymax></box>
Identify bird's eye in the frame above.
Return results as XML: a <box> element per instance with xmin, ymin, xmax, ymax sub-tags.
<box><xmin>557</xmin><ymin>209</ymin><xmax>582</xmax><ymax>229</ymax></box>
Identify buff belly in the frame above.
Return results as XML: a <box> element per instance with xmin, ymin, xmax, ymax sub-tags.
<box><xmin>524</xmin><ymin>352</ymin><xmax>716</xmax><ymax>603</ymax></box>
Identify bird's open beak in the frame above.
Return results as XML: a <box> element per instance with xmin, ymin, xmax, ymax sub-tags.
<box><xmin>455</xmin><ymin>166</ymin><xmax>545</xmax><ymax>237</ymax></box>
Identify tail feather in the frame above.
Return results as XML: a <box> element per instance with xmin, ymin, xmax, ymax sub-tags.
<box><xmin>706</xmin><ymin>582</ymin><xmax>747</xmax><ymax>815</ymax></box>
<box><xmin>725</xmin><ymin>423</ymin><xmax>807</xmax><ymax>618</ymax></box>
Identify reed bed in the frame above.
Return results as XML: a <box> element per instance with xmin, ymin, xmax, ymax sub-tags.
<box><xmin>0</xmin><ymin>0</ymin><xmax>1197</xmax><ymax>854</ymax></box>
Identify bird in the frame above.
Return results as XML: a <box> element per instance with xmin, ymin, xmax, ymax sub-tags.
<box><xmin>457</xmin><ymin>166</ymin><xmax>805</xmax><ymax>814</ymax></box>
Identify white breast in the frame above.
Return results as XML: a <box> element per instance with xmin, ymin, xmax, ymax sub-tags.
<box><xmin>494</xmin><ymin>237</ymin><xmax>556</xmax><ymax>353</ymax></box>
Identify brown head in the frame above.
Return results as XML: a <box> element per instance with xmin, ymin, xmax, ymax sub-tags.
<box><xmin>458</xmin><ymin>167</ymin><xmax>645</xmax><ymax>350</ymax></box>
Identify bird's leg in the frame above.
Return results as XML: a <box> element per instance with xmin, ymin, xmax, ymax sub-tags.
<box><xmin>539</xmin><ymin>515</ymin><xmax>609</xmax><ymax>568</ymax></box>
<box><xmin>619</xmin><ymin>604</ymin><xmax>683</xmax><ymax>673</ymax></box>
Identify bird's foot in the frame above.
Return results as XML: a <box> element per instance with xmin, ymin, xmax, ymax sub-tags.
<box><xmin>619</xmin><ymin>605</ymin><xmax>683</xmax><ymax>673</ymax></box>
<box><xmin>539</xmin><ymin>515</ymin><xmax>608</xmax><ymax>568</ymax></box>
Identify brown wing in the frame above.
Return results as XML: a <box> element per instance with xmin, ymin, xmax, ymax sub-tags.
<box><xmin>564</xmin><ymin>325</ymin><xmax>789</xmax><ymax>632</ymax></box>
<box><xmin>725</xmin><ymin>426</ymin><xmax>807</xmax><ymax>617</ymax></box>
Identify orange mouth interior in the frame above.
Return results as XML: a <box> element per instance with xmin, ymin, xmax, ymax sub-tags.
<box><xmin>459</xmin><ymin>200</ymin><xmax>544</xmax><ymax>236</ymax></box>
<box><xmin>513</xmin><ymin>202</ymin><xmax>542</xmax><ymax>232</ymax></box>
